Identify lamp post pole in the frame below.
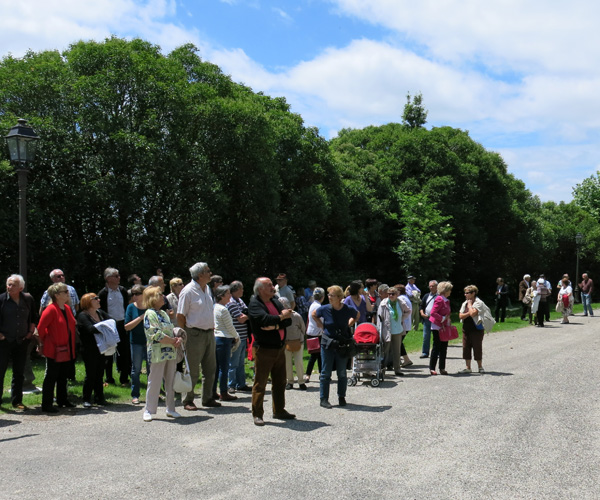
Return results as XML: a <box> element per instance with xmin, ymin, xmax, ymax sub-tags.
<box><xmin>4</xmin><ymin>118</ymin><xmax>40</xmax><ymax>290</ymax></box>
<box><xmin>575</xmin><ymin>232</ymin><xmax>583</xmax><ymax>303</ymax></box>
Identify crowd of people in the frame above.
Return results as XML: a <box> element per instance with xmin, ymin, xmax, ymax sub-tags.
<box><xmin>0</xmin><ymin>265</ymin><xmax>594</xmax><ymax>425</ymax></box>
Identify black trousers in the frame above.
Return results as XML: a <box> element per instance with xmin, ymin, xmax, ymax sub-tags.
<box><xmin>42</xmin><ymin>357</ymin><xmax>70</xmax><ymax>408</ymax></box>
<box><xmin>429</xmin><ymin>330</ymin><xmax>448</xmax><ymax>371</ymax></box>
<box><xmin>537</xmin><ymin>301</ymin><xmax>549</xmax><ymax>327</ymax></box>
<box><xmin>82</xmin><ymin>348</ymin><xmax>106</xmax><ymax>403</ymax></box>
<box><xmin>494</xmin><ymin>301</ymin><xmax>507</xmax><ymax>322</ymax></box>
<box><xmin>0</xmin><ymin>339</ymin><xmax>30</xmax><ymax>405</ymax></box>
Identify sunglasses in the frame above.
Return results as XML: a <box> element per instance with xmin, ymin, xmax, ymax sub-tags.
<box><xmin>92</xmin><ymin>296</ymin><xmax>100</xmax><ymax>300</ymax></box>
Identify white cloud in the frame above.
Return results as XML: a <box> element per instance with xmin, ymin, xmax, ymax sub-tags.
<box><xmin>272</xmin><ymin>7</ymin><xmax>292</xmax><ymax>21</ymax></box>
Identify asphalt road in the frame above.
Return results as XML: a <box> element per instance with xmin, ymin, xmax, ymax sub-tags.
<box><xmin>1</xmin><ymin>315</ymin><xmax>599</xmax><ymax>500</ymax></box>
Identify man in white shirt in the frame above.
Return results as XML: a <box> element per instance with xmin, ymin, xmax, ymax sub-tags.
<box><xmin>177</xmin><ymin>262</ymin><xmax>220</xmax><ymax>410</ymax></box>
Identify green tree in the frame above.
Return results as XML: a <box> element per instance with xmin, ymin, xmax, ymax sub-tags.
<box><xmin>402</xmin><ymin>92</ymin><xmax>428</xmax><ymax>129</ymax></box>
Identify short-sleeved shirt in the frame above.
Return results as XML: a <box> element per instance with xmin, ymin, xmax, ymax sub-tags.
<box><xmin>343</xmin><ymin>295</ymin><xmax>368</xmax><ymax>324</ymax></box>
<box><xmin>125</xmin><ymin>303</ymin><xmax>147</xmax><ymax>345</ymax></box>
<box><xmin>177</xmin><ymin>280</ymin><xmax>214</xmax><ymax>329</ymax></box>
<box><xmin>316</xmin><ymin>304</ymin><xmax>357</xmax><ymax>341</ymax></box>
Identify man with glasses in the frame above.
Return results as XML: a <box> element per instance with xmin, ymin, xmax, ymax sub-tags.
<box><xmin>99</xmin><ymin>268</ymin><xmax>130</xmax><ymax>386</ymax></box>
<box><xmin>39</xmin><ymin>269</ymin><xmax>79</xmax><ymax>316</ymax></box>
<box><xmin>0</xmin><ymin>274</ymin><xmax>37</xmax><ymax>409</ymax></box>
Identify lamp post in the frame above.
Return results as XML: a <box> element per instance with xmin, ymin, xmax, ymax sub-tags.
<box><xmin>575</xmin><ymin>232</ymin><xmax>583</xmax><ymax>303</ymax></box>
<box><xmin>4</xmin><ymin>118</ymin><xmax>40</xmax><ymax>288</ymax></box>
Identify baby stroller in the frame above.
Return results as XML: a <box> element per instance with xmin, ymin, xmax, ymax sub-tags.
<box><xmin>348</xmin><ymin>323</ymin><xmax>384</xmax><ymax>387</ymax></box>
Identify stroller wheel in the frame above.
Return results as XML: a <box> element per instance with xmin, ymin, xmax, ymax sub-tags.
<box><xmin>371</xmin><ymin>378</ymin><xmax>380</xmax><ymax>387</ymax></box>
<box><xmin>347</xmin><ymin>377</ymin><xmax>357</xmax><ymax>387</ymax></box>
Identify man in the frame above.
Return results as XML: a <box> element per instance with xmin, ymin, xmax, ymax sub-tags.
<box><xmin>539</xmin><ymin>274</ymin><xmax>552</xmax><ymax>321</ymax></box>
<box><xmin>275</xmin><ymin>273</ymin><xmax>295</xmax><ymax>310</ymax></box>
<box><xmin>419</xmin><ymin>280</ymin><xmax>438</xmax><ymax>359</ymax></box>
<box><xmin>494</xmin><ymin>277</ymin><xmax>509</xmax><ymax>322</ymax></box>
<box><xmin>177</xmin><ymin>262</ymin><xmax>220</xmax><ymax>410</ymax></box>
<box><xmin>39</xmin><ymin>269</ymin><xmax>79</xmax><ymax>316</ymax></box>
<box><xmin>406</xmin><ymin>276</ymin><xmax>421</xmax><ymax>330</ymax></box>
<box><xmin>580</xmin><ymin>273</ymin><xmax>594</xmax><ymax>316</ymax></box>
<box><xmin>0</xmin><ymin>275</ymin><xmax>37</xmax><ymax>409</ymax></box>
<box><xmin>248</xmin><ymin>277</ymin><xmax>295</xmax><ymax>426</ymax></box>
<box><xmin>518</xmin><ymin>274</ymin><xmax>531</xmax><ymax>321</ymax></box>
<box><xmin>304</xmin><ymin>280</ymin><xmax>317</xmax><ymax>302</ymax></box>
<box><xmin>99</xmin><ymin>267</ymin><xmax>130</xmax><ymax>385</ymax></box>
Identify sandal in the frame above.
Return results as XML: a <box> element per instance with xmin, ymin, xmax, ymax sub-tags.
<box><xmin>132</xmin><ymin>398</ymin><xmax>140</xmax><ymax>405</ymax></box>
<box><xmin>458</xmin><ymin>368</ymin><xmax>472</xmax><ymax>374</ymax></box>
<box><xmin>430</xmin><ymin>370</ymin><xmax>438</xmax><ymax>376</ymax></box>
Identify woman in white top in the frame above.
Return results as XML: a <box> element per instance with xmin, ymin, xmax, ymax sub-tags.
<box><xmin>213</xmin><ymin>285</ymin><xmax>240</xmax><ymax>401</ymax></box>
<box><xmin>557</xmin><ymin>278</ymin><xmax>574</xmax><ymax>324</ymax></box>
<box><xmin>304</xmin><ymin>287</ymin><xmax>325</xmax><ymax>382</ymax></box>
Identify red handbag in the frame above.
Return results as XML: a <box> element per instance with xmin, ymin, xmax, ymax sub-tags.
<box><xmin>306</xmin><ymin>336</ymin><xmax>321</xmax><ymax>354</ymax></box>
<box><xmin>439</xmin><ymin>325</ymin><xmax>459</xmax><ymax>342</ymax></box>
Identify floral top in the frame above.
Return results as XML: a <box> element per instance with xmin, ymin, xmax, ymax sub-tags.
<box><xmin>144</xmin><ymin>308</ymin><xmax>176</xmax><ymax>363</ymax></box>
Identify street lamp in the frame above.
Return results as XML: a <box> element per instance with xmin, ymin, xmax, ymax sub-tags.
<box><xmin>574</xmin><ymin>232</ymin><xmax>583</xmax><ymax>303</ymax></box>
<box><xmin>4</xmin><ymin>118</ymin><xmax>40</xmax><ymax>288</ymax></box>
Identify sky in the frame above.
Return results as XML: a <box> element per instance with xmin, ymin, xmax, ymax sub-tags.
<box><xmin>1</xmin><ymin>0</ymin><xmax>599</xmax><ymax>202</ymax></box>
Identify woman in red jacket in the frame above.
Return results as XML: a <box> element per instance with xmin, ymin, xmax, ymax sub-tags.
<box><xmin>428</xmin><ymin>281</ymin><xmax>453</xmax><ymax>376</ymax></box>
<box><xmin>37</xmin><ymin>283</ymin><xmax>77</xmax><ymax>413</ymax></box>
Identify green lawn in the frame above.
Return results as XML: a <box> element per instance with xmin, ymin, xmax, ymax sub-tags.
<box><xmin>0</xmin><ymin>303</ymin><xmax>588</xmax><ymax>412</ymax></box>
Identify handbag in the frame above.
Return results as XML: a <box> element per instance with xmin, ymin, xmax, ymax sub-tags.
<box><xmin>173</xmin><ymin>350</ymin><xmax>193</xmax><ymax>393</ymax></box>
<box><xmin>306</xmin><ymin>336</ymin><xmax>321</xmax><ymax>354</ymax></box>
<box><xmin>439</xmin><ymin>324</ymin><xmax>459</xmax><ymax>342</ymax></box>
<box><xmin>285</xmin><ymin>339</ymin><xmax>303</xmax><ymax>352</ymax></box>
<box><xmin>336</xmin><ymin>339</ymin><xmax>358</xmax><ymax>359</ymax></box>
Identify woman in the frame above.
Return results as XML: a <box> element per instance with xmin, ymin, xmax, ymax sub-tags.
<box><xmin>125</xmin><ymin>284</ymin><xmax>147</xmax><ymax>404</ymax></box>
<box><xmin>226</xmin><ymin>281</ymin><xmax>251</xmax><ymax>393</ymax></box>
<box><xmin>557</xmin><ymin>278</ymin><xmax>574</xmax><ymax>324</ymax></box>
<box><xmin>312</xmin><ymin>285</ymin><xmax>360</xmax><ymax>409</ymax></box>
<box><xmin>365</xmin><ymin>279</ymin><xmax>379</xmax><ymax>322</ymax></box>
<box><xmin>213</xmin><ymin>285</ymin><xmax>240</xmax><ymax>402</ymax></box>
<box><xmin>397</xmin><ymin>284</ymin><xmax>414</xmax><ymax>368</ymax></box>
<box><xmin>143</xmin><ymin>286</ymin><xmax>182</xmax><ymax>422</ymax></box>
<box><xmin>377</xmin><ymin>285</ymin><xmax>408</xmax><ymax>376</ymax></box>
<box><xmin>37</xmin><ymin>283</ymin><xmax>77</xmax><ymax>413</ymax></box>
<box><xmin>458</xmin><ymin>285</ymin><xmax>486</xmax><ymax>374</ymax></box>
<box><xmin>77</xmin><ymin>293</ymin><xmax>111</xmax><ymax>407</ymax></box>
<box><xmin>166</xmin><ymin>277</ymin><xmax>184</xmax><ymax>323</ymax></box>
<box><xmin>524</xmin><ymin>280</ymin><xmax>537</xmax><ymax>325</ymax></box>
<box><xmin>279</xmin><ymin>297</ymin><xmax>306</xmax><ymax>390</ymax></box>
<box><xmin>304</xmin><ymin>287</ymin><xmax>325</xmax><ymax>383</ymax></box>
<box><xmin>535</xmin><ymin>279</ymin><xmax>550</xmax><ymax>327</ymax></box>
<box><xmin>343</xmin><ymin>280</ymin><xmax>373</xmax><ymax>324</ymax></box>
<box><xmin>429</xmin><ymin>281</ymin><xmax>453</xmax><ymax>376</ymax></box>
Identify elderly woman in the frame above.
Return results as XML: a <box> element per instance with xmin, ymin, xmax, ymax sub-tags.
<box><xmin>557</xmin><ymin>278</ymin><xmax>574</xmax><ymax>324</ymax></box>
<box><xmin>343</xmin><ymin>280</ymin><xmax>373</xmax><ymax>324</ymax></box>
<box><xmin>77</xmin><ymin>293</ymin><xmax>111</xmax><ymax>407</ymax></box>
<box><xmin>378</xmin><ymin>285</ymin><xmax>409</xmax><ymax>376</ymax></box>
<box><xmin>125</xmin><ymin>284</ymin><xmax>147</xmax><ymax>404</ymax></box>
<box><xmin>458</xmin><ymin>285</ymin><xmax>487</xmax><ymax>374</ymax></box>
<box><xmin>429</xmin><ymin>281</ymin><xmax>453</xmax><ymax>376</ymax></box>
<box><xmin>226</xmin><ymin>280</ymin><xmax>251</xmax><ymax>394</ymax></box>
<box><xmin>312</xmin><ymin>285</ymin><xmax>360</xmax><ymax>409</ymax></box>
<box><xmin>143</xmin><ymin>286</ymin><xmax>182</xmax><ymax>422</ymax></box>
<box><xmin>37</xmin><ymin>283</ymin><xmax>77</xmax><ymax>413</ymax></box>
<box><xmin>279</xmin><ymin>297</ymin><xmax>306</xmax><ymax>390</ymax></box>
<box><xmin>397</xmin><ymin>284</ymin><xmax>414</xmax><ymax>368</ymax></box>
<box><xmin>166</xmin><ymin>277</ymin><xmax>184</xmax><ymax>323</ymax></box>
<box><xmin>304</xmin><ymin>287</ymin><xmax>325</xmax><ymax>383</ymax></box>
<box><xmin>213</xmin><ymin>285</ymin><xmax>240</xmax><ymax>402</ymax></box>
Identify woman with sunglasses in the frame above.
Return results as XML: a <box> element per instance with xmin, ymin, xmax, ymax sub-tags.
<box><xmin>458</xmin><ymin>285</ymin><xmax>488</xmax><ymax>374</ymax></box>
<box><xmin>77</xmin><ymin>292</ymin><xmax>112</xmax><ymax>407</ymax></box>
<box><xmin>125</xmin><ymin>284</ymin><xmax>148</xmax><ymax>404</ymax></box>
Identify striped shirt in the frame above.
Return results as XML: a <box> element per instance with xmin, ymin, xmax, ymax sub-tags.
<box><xmin>227</xmin><ymin>297</ymin><xmax>249</xmax><ymax>340</ymax></box>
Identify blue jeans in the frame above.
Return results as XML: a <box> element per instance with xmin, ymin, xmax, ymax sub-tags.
<box><xmin>320</xmin><ymin>347</ymin><xmax>348</xmax><ymax>401</ymax></box>
<box><xmin>228</xmin><ymin>338</ymin><xmax>247</xmax><ymax>389</ymax></box>
<box><xmin>582</xmin><ymin>293</ymin><xmax>594</xmax><ymax>316</ymax></box>
<box><xmin>214</xmin><ymin>337</ymin><xmax>233</xmax><ymax>395</ymax></box>
<box><xmin>422</xmin><ymin>319</ymin><xmax>432</xmax><ymax>356</ymax></box>
<box><xmin>130</xmin><ymin>343</ymin><xmax>148</xmax><ymax>399</ymax></box>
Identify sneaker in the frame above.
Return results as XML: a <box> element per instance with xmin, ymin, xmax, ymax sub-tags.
<box><xmin>285</xmin><ymin>383</ymin><xmax>293</xmax><ymax>390</ymax></box>
<box><xmin>143</xmin><ymin>411</ymin><xmax>152</xmax><ymax>422</ymax></box>
<box><xmin>479</xmin><ymin>367</ymin><xmax>485</xmax><ymax>373</ymax></box>
<box><xmin>166</xmin><ymin>410</ymin><xmax>181</xmax><ymax>418</ymax></box>
<box><xmin>458</xmin><ymin>368</ymin><xmax>472</xmax><ymax>374</ymax></box>
<box><xmin>299</xmin><ymin>384</ymin><xmax>307</xmax><ymax>390</ymax></box>
<box><xmin>83</xmin><ymin>402</ymin><xmax>92</xmax><ymax>408</ymax></box>
<box><xmin>227</xmin><ymin>387</ymin><xmax>236</xmax><ymax>395</ymax></box>
<box><xmin>320</xmin><ymin>399</ymin><xmax>332</xmax><ymax>409</ymax></box>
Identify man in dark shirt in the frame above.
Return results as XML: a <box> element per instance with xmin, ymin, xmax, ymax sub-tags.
<box><xmin>0</xmin><ymin>274</ymin><xmax>37</xmax><ymax>409</ymax></box>
<box><xmin>580</xmin><ymin>273</ymin><xmax>594</xmax><ymax>317</ymax></box>
<box><xmin>248</xmin><ymin>277</ymin><xmax>294</xmax><ymax>426</ymax></box>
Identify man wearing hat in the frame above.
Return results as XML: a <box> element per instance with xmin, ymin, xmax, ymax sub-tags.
<box><xmin>406</xmin><ymin>276</ymin><xmax>421</xmax><ymax>331</ymax></box>
<box><xmin>275</xmin><ymin>273</ymin><xmax>295</xmax><ymax>310</ymax></box>
<box><xmin>518</xmin><ymin>274</ymin><xmax>531</xmax><ymax>321</ymax></box>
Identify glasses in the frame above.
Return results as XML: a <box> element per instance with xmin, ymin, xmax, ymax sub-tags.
<box><xmin>388</xmin><ymin>292</ymin><xmax>398</xmax><ymax>296</ymax></box>
<box><xmin>132</xmin><ymin>292</ymin><xmax>142</xmax><ymax>296</ymax></box>
<box><xmin>92</xmin><ymin>297</ymin><xmax>100</xmax><ymax>300</ymax></box>
<box><xmin>55</xmin><ymin>274</ymin><xmax>64</xmax><ymax>278</ymax></box>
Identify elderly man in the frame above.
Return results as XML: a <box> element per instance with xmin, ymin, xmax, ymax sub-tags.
<box><xmin>39</xmin><ymin>269</ymin><xmax>79</xmax><ymax>316</ymax></box>
<box><xmin>0</xmin><ymin>275</ymin><xmax>37</xmax><ymax>409</ymax></box>
<box><xmin>249</xmin><ymin>277</ymin><xmax>295</xmax><ymax>426</ymax></box>
<box><xmin>275</xmin><ymin>273</ymin><xmax>295</xmax><ymax>310</ymax></box>
<box><xmin>519</xmin><ymin>274</ymin><xmax>531</xmax><ymax>320</ymax></box>
<box><xmin>99</xmin><ymin>267</ymin><xmax>130</xmax><ymax>385</ymax></box>
<box><xmin>177</xmin><ymin>262</ymin><xmax>220</xmax><ymax>410</ymax></box>
<box><xmin>419</xmin><ymin>280</ymin><xmax>438</xmax><ymax>359</ymax></box>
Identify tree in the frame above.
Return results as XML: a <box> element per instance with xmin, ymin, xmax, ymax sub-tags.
<box><xmin>402</xmin><ymin>92</ymin><xmax>428</xmax><ymax>129</ymax></box>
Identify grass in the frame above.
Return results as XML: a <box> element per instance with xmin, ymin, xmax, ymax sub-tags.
<box><xmin>1</xmin><ymin>302</ymin><xmax>589</xmax><ymax>412</ymax></box>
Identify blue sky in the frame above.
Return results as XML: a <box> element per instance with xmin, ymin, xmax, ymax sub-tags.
<box><xmin>2</xmin><ymin>0</ymin><xmax>600</xmax><ymax>202</ymax></box>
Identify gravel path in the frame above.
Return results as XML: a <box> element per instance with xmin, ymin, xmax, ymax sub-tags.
<box><xmin>1</xmin><ymin>315</ymin><xmax>599</xmax><ymax>500</ymax></box>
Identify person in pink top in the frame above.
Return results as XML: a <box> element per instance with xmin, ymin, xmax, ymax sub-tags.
<box><xmin>428</xmin><ymin>281</ymin><xmax>453</xmax><ymax>376</ymax></box>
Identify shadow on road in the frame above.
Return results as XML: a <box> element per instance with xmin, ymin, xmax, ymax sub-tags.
<box><xmin>0</xmin><ymin>433</ymin><xmax>39</xmax><ymax>443</ymax></box>
<box><xmin>266</xmin><ymin>419</ymin><xmax>330</xmax><ymax>432</ymax></box>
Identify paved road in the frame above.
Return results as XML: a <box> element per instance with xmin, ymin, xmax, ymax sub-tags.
<box><xmin>1</xmin><ymin>316</ymin><xmax>599</xmax><ymax>500</ymax></box>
